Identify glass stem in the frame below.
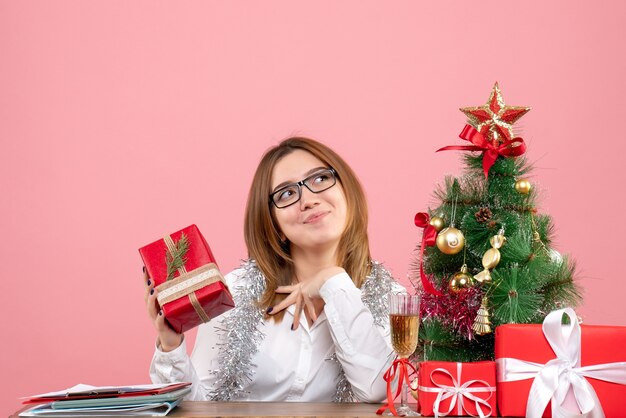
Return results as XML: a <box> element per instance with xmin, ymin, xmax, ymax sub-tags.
<box><xmin>400</xmin><ymin>379</ymin><xmax>408</xmax><ymax>408</ymax></box>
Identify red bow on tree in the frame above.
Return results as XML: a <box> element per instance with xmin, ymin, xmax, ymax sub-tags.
<box><xmin>414</xmin><ymin>212</ymin><xmax>443</xmax><ymax>297</ymax></box>
<box><xmin>437</xmin><ymin>124</ymin><xmax>526</xmax><ymax>177</ymax></box>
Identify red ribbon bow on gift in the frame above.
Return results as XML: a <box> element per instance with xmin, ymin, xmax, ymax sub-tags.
<box><xmin>414</xmin><ymin>212</ymin><xmax>443</xmax><ymax>296</ymax></box>
<box><xmin>418</xmin><ymin>363</ymin><xmax>495</xmax><ymax>418</ymax></box>
<box><xmin>376</xmin><ymin>357</ymin><xmax>419</xmax><ymax>416</ymax></box>
<box><xmin>497</xmin><ymin>308</ymin><xmax>626</xmax><ymax>418</ymax></box>
<box><xmin>437</xmin><ymin>124</ymin><xmax>527</xmax><ymax>178</ymax></box>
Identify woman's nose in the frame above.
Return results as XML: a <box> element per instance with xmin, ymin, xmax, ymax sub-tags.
<box><xmin>299</xmin><ymin>186</ymin><xmax>320</xmax><ymax>209</ymax></box>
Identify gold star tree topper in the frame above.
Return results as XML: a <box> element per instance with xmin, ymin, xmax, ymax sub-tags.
<box><xmin>460</xmin><ymin>82</ymin><xmax>531</xmax><ymax>145</ymax></box>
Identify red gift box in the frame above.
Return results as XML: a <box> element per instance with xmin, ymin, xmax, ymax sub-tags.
<box><xmin>417</xmin><ymin>361</ymin><xmax>496</xmax><ymax>417</ymax></box>
<box><xmin>495</xmin><ymin>308</ymin><xmax>626</xmax><ymax>417</ymax></box>
<box><xmin>139</xmin><ymin>224</ymin><xmax>235</xmax><ymax>333</ymax></box>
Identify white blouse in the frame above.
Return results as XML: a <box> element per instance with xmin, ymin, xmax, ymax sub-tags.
<box><xmin>149</xmin><ymin>268</ymin><xmax>400</xmax><ymax>402</ymax></box>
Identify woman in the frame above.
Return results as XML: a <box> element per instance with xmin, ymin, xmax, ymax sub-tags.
<box><xmin>144</xmin><ymin>137</ymin><xmax>401</xmax><ymax>402</ymax></box>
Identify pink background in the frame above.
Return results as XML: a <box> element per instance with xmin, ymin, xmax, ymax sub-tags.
<box><xmin>2</xmin><ymin>1</ymin><xmax>625</xmax><ymax>414</ymax></box>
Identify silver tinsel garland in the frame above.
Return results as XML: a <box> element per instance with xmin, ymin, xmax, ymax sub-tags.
<box><xmin>361</xmin><ymin>261</ymin><xmax>396</xmax><ymax>328</ymax></box>
<box><xmin>209</xmin><ymin>260</ymin><xmax>266</xmax><ymax>401</ymax></box>
<box><xmin>209</xmin><ymin>259</ymin><xmax>396</xmax><ymax>402</ymax></box>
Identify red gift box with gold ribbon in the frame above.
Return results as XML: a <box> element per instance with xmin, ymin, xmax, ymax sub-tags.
<box><xmin>417</xmin><ymin>361</ymin><xmax>496</xmax><ymax>417</ymax></box>
<box><xmin>495</xmin><ymin>308</ymin><xmax>626</xmax><ymax>418</ymax></box>
<box><xmin>139</xmin><ymin>224</ymin><xmax>235</xmax><ymax>333</ymax></box>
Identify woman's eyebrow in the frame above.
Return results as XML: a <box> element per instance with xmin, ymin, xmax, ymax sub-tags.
<box><xmin>272</xmin><ymin>166</ymin><xmax>327</xmax><ymax>192</ymax></box>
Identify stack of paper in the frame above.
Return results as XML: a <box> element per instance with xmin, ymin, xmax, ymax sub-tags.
<box><xmin>19</xmin><ymin>383</ymin><xmax>191</xmax><ymax>417</ymax></box>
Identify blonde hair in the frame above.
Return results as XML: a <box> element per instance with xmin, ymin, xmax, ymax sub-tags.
<box><xmin>244</xmin><ymin>137</ymin><xmax>371</xmax><ymax>321</ymax></box>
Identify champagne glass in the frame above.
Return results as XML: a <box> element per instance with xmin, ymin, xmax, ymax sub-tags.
<box><xmin>389</xmin><ymin>293</ymin><xmax>421</xmax><ymax>416</ymax></box>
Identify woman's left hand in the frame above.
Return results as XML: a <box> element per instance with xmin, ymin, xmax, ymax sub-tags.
<box><xmin>269</xmin><ymin>266</ymin><xmax>345</xmax><ymax>330</ymax></box>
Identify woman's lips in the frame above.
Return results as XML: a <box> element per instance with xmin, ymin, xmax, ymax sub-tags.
<box><xmin>304</xmin><ymin>211</ymin><xmax>329</xmax><ymax>224</ymax></box>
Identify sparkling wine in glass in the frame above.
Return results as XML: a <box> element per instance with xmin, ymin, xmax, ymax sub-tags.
<box><xmin>389</xmin><ymin>293</ymin><xmax>421</xmax><ymax>416</ymax></box>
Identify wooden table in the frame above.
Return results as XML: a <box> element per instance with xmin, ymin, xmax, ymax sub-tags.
<box><xmin>12</xmin><ymin>401</ymin><xmax>389</xmax><ymax>418</ymax></box>
<box><xmin>173</xmin><ymin>402</ymin><xmax>385</xmax><ymax>417</ymax></box>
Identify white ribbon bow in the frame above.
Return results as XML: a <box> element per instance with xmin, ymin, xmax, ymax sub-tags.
<box><xmin>418</xmin><ymin>362</ymin><xmax>495</xmax><ymax>418</ymax></box>
<box><xmin>497</xmin><ymin>308</ymin><xmax>626</xmax><ymax>418</ymax></box>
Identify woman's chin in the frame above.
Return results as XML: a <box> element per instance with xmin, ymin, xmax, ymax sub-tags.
<box><xmin>292</xmin><ymin>236</ymin><xmax>341</xmax><ymax>253</ymax></box>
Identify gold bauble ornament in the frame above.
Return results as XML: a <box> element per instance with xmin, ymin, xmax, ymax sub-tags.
<box><xmin>515</xmin><ymin>179</ymin><xmax>532</xmax><ymax>194</ymax></box>
<box><xmin>429</xmin><ymin>216</ymin><xmax>445</xmax><ymax>232</ymax></box>
<box><xmin>436</xmin><ymin>227</ymin><xmax>465</xmax><ymax>255</ymax></box>
<box><xmin>449</xmin><ymin>264</ymin><xmax>475</xmax><ymax>293</ymax></box>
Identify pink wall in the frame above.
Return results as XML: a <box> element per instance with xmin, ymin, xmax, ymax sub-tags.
<box><xmin>2</xmin><ymin>1</ymin><xmax>625</xmax><ymax>414</ymax></box>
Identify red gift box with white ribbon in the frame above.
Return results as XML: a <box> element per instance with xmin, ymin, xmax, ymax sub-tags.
<box><xmin>139</xmin><ymin>224</ymin><xmax>235</xmax><ymax>333</ymax></box>
<box><xmin>417</xmin><ymin>361</ymin><xmax>496</xmax><ymax>417</ymax></box>
<box><xmin>495</xmin><ymin>308</ymin><xmax>626</xmax><ymax>418</ymax></box>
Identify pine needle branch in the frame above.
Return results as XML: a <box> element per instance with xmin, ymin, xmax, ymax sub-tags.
<box><xmin>166</xmin><ymin>233</ymin><xmax>190</xmax><ymax>280</ymax></box>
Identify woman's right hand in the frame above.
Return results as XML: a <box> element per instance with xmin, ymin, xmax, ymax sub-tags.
<box><xmin>144</xmin><ymin>268</ymin><xmax>183</xmax><ymax>352</ymax></box>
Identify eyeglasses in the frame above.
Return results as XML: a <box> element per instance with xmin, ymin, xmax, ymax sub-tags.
<box><xmin>269</xmin><ymin>168</ymin><xmax>338</xmax><ymax>209</ymax></box>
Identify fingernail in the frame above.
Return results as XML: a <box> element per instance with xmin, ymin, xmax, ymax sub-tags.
<box><xmin>266</xmin><ymin>307</ymin><xmax>273</xmax><ymax>314</ymax></box>
<box><xmin>142</xmin><ymin>266</ymin><xmax>146</xmax><ymax>273</ymax></box>
<box><xmin>291</xmin><ymin>324</ymin><xmax>294</xmax><ymax>330</ymax></box>
<box><xmin>147</xmin><ymin>279</ymin><xmax>151</xmax><ymax>286</ymax></box>
<box><xmin>150</xmin><ymin>289</ymin><xmax>154</xmax><ymax>295</ymax></box>
<box><xmin>159</xmin><ymin>310</ymin><xmax>163</xmax><ymax>316</ymax></box>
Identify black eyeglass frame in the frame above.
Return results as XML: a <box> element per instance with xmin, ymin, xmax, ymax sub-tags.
<box><xmin>269</xmin><ymin>168</ymin><xmax>338</xmax><ymax>209</ymax></box>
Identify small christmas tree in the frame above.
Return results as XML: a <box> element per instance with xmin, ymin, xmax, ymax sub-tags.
<box><xmin>412</xmin><ymin>83</ymin><xmax>581</xmax><ymax>362</ymax></box>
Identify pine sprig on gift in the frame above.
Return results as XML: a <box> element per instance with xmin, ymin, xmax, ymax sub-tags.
<box><xmin>166</xmin><ymin>233</ymin><xmax>190</xmax><ymax>280</ymax></box>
